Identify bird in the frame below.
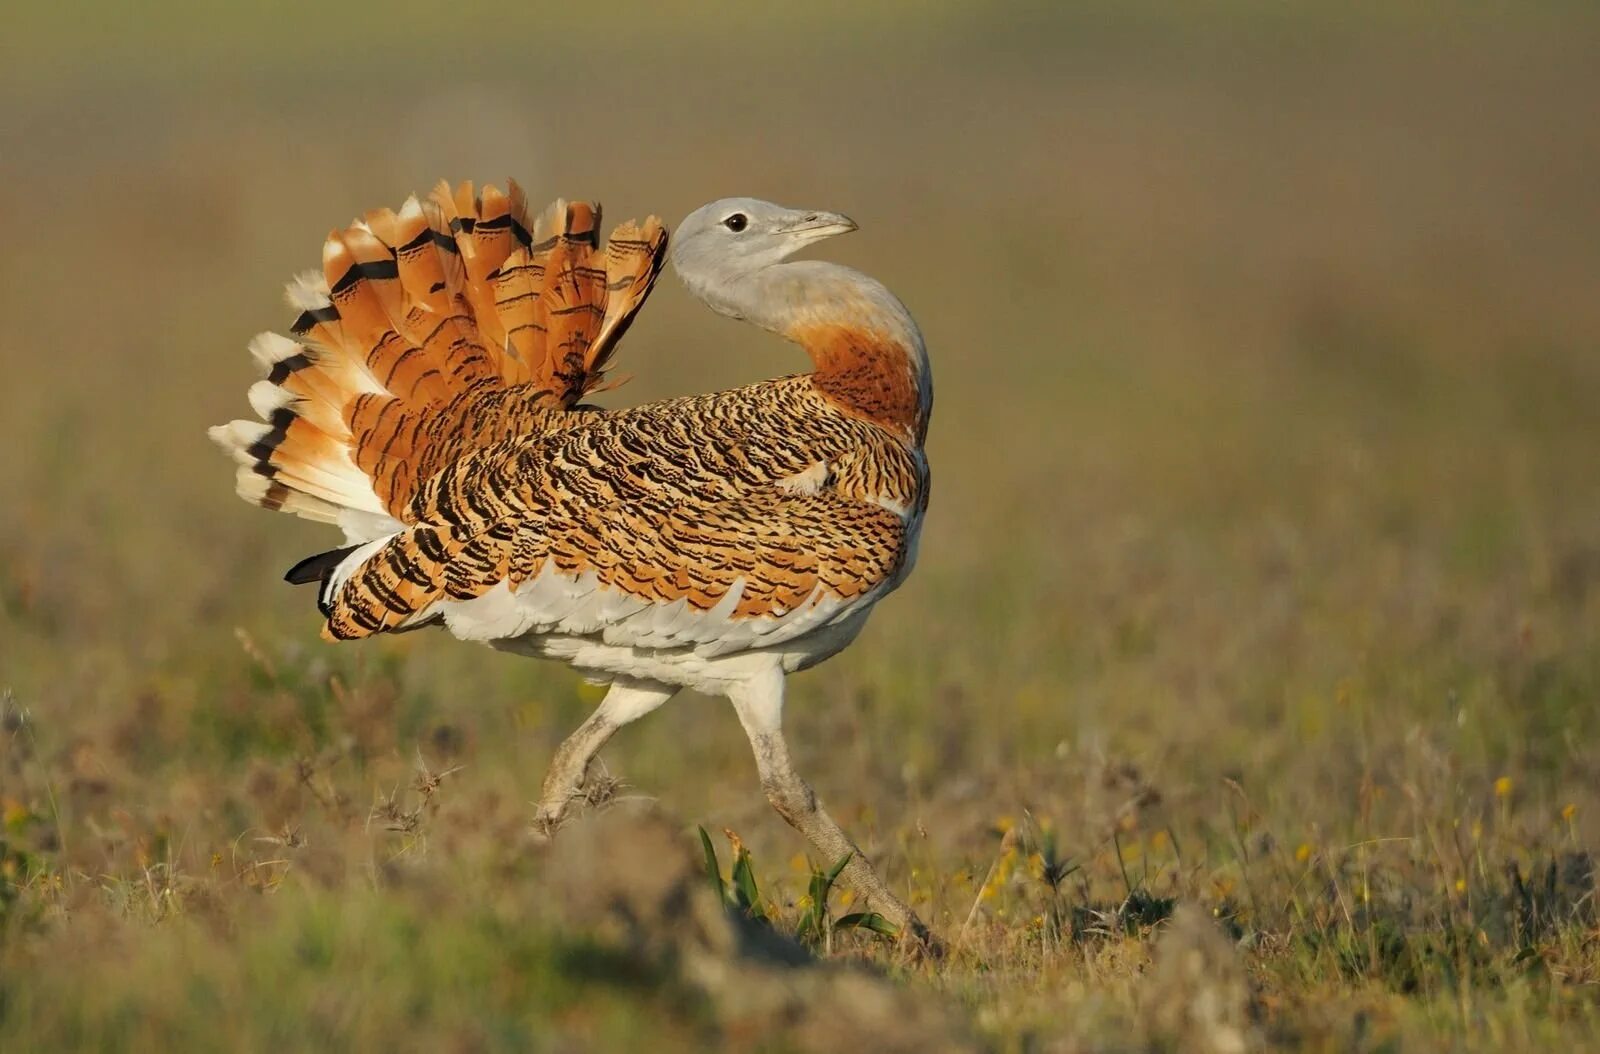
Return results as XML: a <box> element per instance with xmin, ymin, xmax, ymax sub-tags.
<box><xmin>210</xmin><ymin>180</ymin><xmax>935</xmax><ymax>946</ymax></box>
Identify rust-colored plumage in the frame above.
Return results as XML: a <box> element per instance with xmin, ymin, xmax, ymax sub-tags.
<box><xmin>798</xmin><ymin>323</ymin><xmax>928</xmax><ymax>444</ymax></box>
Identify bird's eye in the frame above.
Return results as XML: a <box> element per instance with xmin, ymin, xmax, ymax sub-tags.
<box><xmin>723</xmin><ymin>213</ymin><xmax>748</xmax><ymax>232</ymax></box>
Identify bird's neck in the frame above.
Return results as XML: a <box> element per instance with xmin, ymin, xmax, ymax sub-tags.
<box><xmin>708</xmin><ymin>261</ymin><xmax>932</xmax><ymax>444</ymax></box>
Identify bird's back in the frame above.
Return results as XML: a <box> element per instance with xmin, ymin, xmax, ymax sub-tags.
<box><xmin>212</xmin><ymin>182</ymin><xmax>928</xmax><ymax>673</ymax></box>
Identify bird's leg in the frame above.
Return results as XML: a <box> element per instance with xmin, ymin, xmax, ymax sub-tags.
<box><xmin>728</xmin><ymin>669</ymin><xmax>940</xmax><ymax>953</ymax></box>
<box><xmin>534</xmin><ymin>679</ymin><xmax>676</xmax><ymax>835</ymax></box>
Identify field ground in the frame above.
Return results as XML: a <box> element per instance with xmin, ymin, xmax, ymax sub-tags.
<box><xmin>3</xmin><ymin>3</ymin><xmax>1600</xmax><ymax>1050</ymax></box>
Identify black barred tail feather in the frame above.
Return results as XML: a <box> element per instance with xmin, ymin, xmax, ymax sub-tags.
<box><xmin>210</xmin><ymin>179</ymin><xmax>669</xmax><ymax>555</ymax></box>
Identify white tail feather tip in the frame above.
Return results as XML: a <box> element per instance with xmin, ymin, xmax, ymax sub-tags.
<box><xmin>209</xmin><ymin>420</ymin><xmax>270</xmax><ymax>463</ymax></box>
<box><xmin>285</xmin><ymin>270</ymin><xmax>332</xmax><ymax>311</ymax></box>
<box><xmin>247</xmin><ymin>332</ymin><xmax>303</xmax><ymax>371</ymax></box>
<box><xmin>247</xmin><ymin>380</ymin><xmax>297</xmax><ymax>420</ymax></box>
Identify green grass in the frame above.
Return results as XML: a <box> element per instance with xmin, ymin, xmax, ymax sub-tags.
<box><xmin>3</xmin><ymin>2</ymin><xmax>1600</xmax><ymax>1050</ymax></box>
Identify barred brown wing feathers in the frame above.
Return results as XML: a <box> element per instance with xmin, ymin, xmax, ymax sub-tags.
<box><xmin>320</xmin><ymin>388</ymin><xmax>919</xmax><ymax>644</ymax></box>
<box><xmin>323</xmin><ymin>480</ymin><xmax>908</xmax><ymax>644</ymax></box>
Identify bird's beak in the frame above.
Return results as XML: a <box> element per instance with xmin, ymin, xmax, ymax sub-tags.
<box><xmin>776</xmin><ymin>210</ymin><xmax>858</xmax><ymax>240</ymax></box>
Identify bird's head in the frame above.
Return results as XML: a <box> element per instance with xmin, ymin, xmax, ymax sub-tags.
<box><xmin>666</xmin><ymin>195</ymin><xmax>928</xmax><ymax>432</ymax></box>
<box><xmin>669</xmin><ymin>198</ymin><xmax>857</xmax><ymax>319</ymax></box>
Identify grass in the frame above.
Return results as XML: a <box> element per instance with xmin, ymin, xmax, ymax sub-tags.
<box><xmin>3</xmin><ymin>2</ymin><xmax>1600</xmax><ymax>1050</ymax></box>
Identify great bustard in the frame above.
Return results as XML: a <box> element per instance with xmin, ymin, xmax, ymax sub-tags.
<box><xmin>210</xmin><ymin>182</ymin><xmax>935</xmax><ymax>945</ymax></box>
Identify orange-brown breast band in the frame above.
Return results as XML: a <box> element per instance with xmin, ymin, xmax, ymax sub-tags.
<box><xmin>795</xmin><ymin>324</ymin><xmax>925</xmax><ymax>441</ymax></box>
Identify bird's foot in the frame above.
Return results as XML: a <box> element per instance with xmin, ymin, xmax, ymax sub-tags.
<box><xmin>530</xmin><ymin>799</ymin><xmax>571</xmax><ymax>842</ymax></box>
<box><xmin>531</xmin><ymin>770</ymin><xmax>628</xmax><ymax>841</ymax></box>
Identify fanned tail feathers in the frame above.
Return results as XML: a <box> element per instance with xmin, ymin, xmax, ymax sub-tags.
<box><xmin>210</xmin><ymin>180</ymin><xmax>668</xmax><ymax>545</ymax></box>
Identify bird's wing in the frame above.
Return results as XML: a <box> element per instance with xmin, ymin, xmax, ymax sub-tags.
<box><xmin>210</xmin><ymin>181</ymin><xmax>668</xmax><ymax>534</ymax></box>
<box><xmin>313</xmin><ymin>410</ymin><xmax>912</xmax><ymax>654</ymax></box>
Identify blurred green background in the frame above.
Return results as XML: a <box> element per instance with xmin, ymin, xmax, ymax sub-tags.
<box><xmin>2</xmin><ymin>3</ymin><xmax>1599</xmax><ymax>1050</ymax></box>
